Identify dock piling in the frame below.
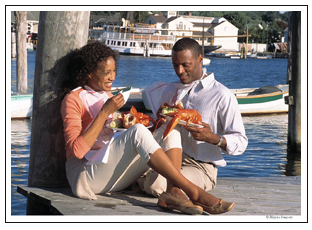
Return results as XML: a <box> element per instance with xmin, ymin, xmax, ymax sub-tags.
<box><xmin>286</xmin><ymin>11</ymin><xmax>301</xmax><ymax>168</ymax></box>
<box><xmin>15</xmin><ymin>11</ymin><xmax>28</xmax><ymax>93</ymax></box>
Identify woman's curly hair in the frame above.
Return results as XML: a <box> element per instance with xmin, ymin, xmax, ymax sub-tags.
<box><xmin>61</xmin><ymin>41</ymin><xmax>119</xmax><ymax>96</ymax></box>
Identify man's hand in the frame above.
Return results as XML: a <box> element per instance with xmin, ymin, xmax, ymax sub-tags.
<box><xmin>183</xmin><ymin>122</ymin><xmax>226</xmax><ymax>149</ymax></box>
<box><xmin>155</xmin><ymin>103</ymin><xmax>171</xmax><ymax>128</ymax></box>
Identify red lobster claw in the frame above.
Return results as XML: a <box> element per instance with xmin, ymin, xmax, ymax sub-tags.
<box><xmin>162</xmin><ymin>115</ymin><xmax>181</xmax><ymax>139</ymax></box>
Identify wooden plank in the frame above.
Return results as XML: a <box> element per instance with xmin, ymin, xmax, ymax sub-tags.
<box><xmin>17</xmin><ymin>176</ymin><xmax>301</xmax><ymax>217</ymax></box>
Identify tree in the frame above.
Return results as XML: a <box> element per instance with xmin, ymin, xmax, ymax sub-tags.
<box><xmin>29</xmin><ymin>11</ymin><xmax>90</xmax><ymax>187</ymax></box>
<box><xmin>15</xmin><ymin>11</ymin><xmax>28</xmax><ymax>93</ymax></box>
<box><xmin>132</xmin><ymin>11</ymin><xmax>150</xmax><ymax>23</ymax></box>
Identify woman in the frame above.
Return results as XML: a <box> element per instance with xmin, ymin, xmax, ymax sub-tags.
<box><xmin>60</xmin><ymin>41</ymin><xmax>234</xmax><ymax>215</ymax></box>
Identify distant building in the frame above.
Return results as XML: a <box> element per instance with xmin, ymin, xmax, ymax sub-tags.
<box><xmin>144</xmin><ymin>13</ymin><xmax>167</xmax><ymax>30</ymax></box>
<box><xmin>144</xmin><ymin>11</ymin><xmax>239</xmax><ymax>51</ymax></box>
<box><xmin>11</xmin><ymin>11</ymin><xmax>39</xmax><ymax>35</ymax></box>
<box><xmin>11</xmin><ymin>11</ymin><xmax>40</xmax><ymax>51</ymax></box>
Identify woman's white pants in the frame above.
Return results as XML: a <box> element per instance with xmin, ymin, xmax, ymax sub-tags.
<box><xmin>85</xmin><ymin>123</ymin><xmax>181</xmax><ymax>194</ymax></box>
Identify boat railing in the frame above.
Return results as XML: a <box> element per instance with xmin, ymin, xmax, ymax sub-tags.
<box><xmin>89</xmin><ymin>29</ymin><xmax>104</xmax><ymax>38</ymax></box>
<box><xmin>103</xmin><ymin>31</ymin><xmax>175</xmax><ymax>42</ymax></box>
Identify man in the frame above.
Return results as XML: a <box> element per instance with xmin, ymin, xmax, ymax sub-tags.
<box><xmin>140</xmin><ymin>37</ymin><xmax>248</xmax><ymax>212</ymax></box>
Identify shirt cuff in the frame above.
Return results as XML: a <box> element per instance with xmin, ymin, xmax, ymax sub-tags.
<box><xmin>222</xmin><ymin>134</ymin><xmax>246</xmax><ymax>156</ymax></box>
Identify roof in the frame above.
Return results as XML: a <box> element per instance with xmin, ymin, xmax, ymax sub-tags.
<box><xmin>164</xmin><ymin>16</ymin><xmax>181</xmax><ymax>24</ymax></box>
<box><xmin>94</xmin><ymin>13</ymin><xmax>120</xmax><ymax>24</ymax></box>
<box><xmin>181</xmin><ymin>15</ymin><xmax>215</xmax><ymax>21</ymax></box>
<box><xmin>11</xmin><ymin>11</ymin><xmax>40</xmax><ymax>22</ymax></box>
<box><xmin>90</xmin><ymin>15</ymin><xmax>104</xmax><ymax>23</ymax></box>
<box><xmin>274</xmin><ymin>43</ymin><xmax>287</xmax><ymax>53</ymax></box>
<box><xmin>192</xmin><ymin>31</ymin><xmax>214</xmax><ymax>37</ymax></box>
<box><xmin>209</xmin><ymin>20</ymin><xmax>225</xmax><ymax>29</ymax></box>
<box><xmin>149</xmin><ymin>14</ymin><xmax>167</xmax><ymax>23</ymax></box>
<box><xmin>192</xmin><ymin>22</ymin><xmax>212</xmax><ymax>28</ymax></box>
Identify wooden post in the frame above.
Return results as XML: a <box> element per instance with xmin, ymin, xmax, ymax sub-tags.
<box><xmin>11</xmin><ymin>31</ymin><xmax>16</xmax><ymax>58</ymax></box>
<box><xmin>245</xmin><ymin>25</ymin><xmax>249</xmax><ymax>59</ymax></box>
<box><xmin>202</xmin><ymin>17</ymin><xmax>205</xmax><ymax>55</ymax></box>
<box><xmin>28</xmin><ymin>11</ymin><xmax>90</xmax><ymax>187</ymax></box>
<box><xmin>286</xmin><ymin>11</ymin><xmax>301</xmax><ymax>162</ymax></box>
<box><xmin>15</xmin><ymin>11</ymin><xmax>28</xmax><ymax>93</ymax></box>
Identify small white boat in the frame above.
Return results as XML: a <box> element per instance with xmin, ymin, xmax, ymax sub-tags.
<box><xmin>232</xmin><ymin>84</ymin><xmax>288</xmax><ymax>115</ymax></box>
<box><xmin>202</xmin><ymin>58</ymin><xmax>211</xmax><ymax>65</ymax></box>
<box><xmin>11</xmin><ymin>93</ymin><xmax>33</xmax><ymax>119</ymax></box>
<box><xmin>230</xmin><ymin>55</ymin><xmax>241</xmax><ymax>59</ymax></box>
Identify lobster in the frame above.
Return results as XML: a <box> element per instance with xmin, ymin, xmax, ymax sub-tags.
<box><xmin>161</xmin><ymin>106</ymin><xmax>202</xmax><ymax>139</ymax></box>
<box><xmin>110</xmin><ymin>106</ymin><xmax>155</xmax><ymax>129</ymax></box>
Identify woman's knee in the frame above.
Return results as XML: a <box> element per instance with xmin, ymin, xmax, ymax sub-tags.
<box><xmin>130</xmin><ymin>123</ymin><xmax>153</xmax><ymax>139</ymax></box>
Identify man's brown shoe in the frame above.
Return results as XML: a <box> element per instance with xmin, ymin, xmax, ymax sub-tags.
<box><xmin>193</xmin><ymin>199</ymin><xmax>235</xmax><ymax>214</ymax></box>
<box><xmin>157</xmin><ymin>192</ymin><xmax>203</xmax><ymax>215</ymax></box>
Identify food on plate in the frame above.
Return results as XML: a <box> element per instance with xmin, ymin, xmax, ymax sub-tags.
<box><xmin>161</xmin><ymin>103</ymin><xmax>202</xmax><ymax>138</ymax></box>
<box><xmin>110</xmin><ymin>106</ymin><xmax>155</xmax><ymax>129</ymax></box>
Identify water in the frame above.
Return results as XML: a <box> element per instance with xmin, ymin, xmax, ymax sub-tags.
<box><xmin>11</xmin><ymin>51</ymin><xmax>293</xmax><ymax>215</ymax></box>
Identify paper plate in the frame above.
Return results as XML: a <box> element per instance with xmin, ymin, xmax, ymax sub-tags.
<box><xmin>112</xmin><ymin>87</ymin><xmax>132</xmax><ymax>103</ymax></box>
<box><xmin>161</xmin><ymin>114</ymin><xmax>203</xmax><ymax>128</ymax></box>
<box><xmin>110</xmin><ymin>122</ymin><xmax>153</xmax><ymax>131</ymax></box>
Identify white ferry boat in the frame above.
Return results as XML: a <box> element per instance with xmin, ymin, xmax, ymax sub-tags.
<box><xmin>101</xmin><ymin>25</ymin><xmax>176</xmax><ymax>57</ymax></box>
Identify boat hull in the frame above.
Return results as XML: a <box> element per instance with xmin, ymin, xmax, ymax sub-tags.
<box><xmin>202</xmin><ymin>58</ymin><xmax>211</xmax><ymax>65</ymax></box>
<box><xmin>238</xmin><ymin>97</ymin><xmax>287</xmax><ymax>115</ymax></box>
<box><xmin>200</xmin><ymin>45</ymin><xmax>222</xmax><ymax>54</ymax></box>
<box><xmin>233</xmin><ymin>85</ymin><xmax>288</xmax><ymax>115</ymax></box>
<box><xmin>11</xmin><ymin>94</ymin><xmax>33</xmax><ymax>119</ymax></box>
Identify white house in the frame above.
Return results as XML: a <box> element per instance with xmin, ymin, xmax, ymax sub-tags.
<box><xmin>210</xmin><ymin>20</ymin><xmax>239</xmax><ymax>51</ymax></box>
<box><xmin>144</xmin><ymin>11</ymin><xmax>239</xmax><ymax>51</ymax></box>
<box><xmin>162</xmin><ymin>16</ymin><xmax>193</xmax><ymax>37</ymax></box>
<box><xmin>144</xmin><ymin>13</ymin><xmax>167</xmax><ymax>30</ymax></box>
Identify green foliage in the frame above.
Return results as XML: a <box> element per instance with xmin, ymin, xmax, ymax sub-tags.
<box><xmin>132</xmin><ymin>11</ymin><xmax>150</xmax><ymax>23</ymax></box>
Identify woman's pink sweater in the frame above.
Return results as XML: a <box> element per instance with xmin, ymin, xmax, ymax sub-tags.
<box><xmin>61</xmin><ymin>88</ymin><xmax>93</xmax><ymax>159</ymax></box>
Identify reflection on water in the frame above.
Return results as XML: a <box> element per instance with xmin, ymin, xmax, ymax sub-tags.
<box><xmin>11</xmin><ymin>119</ymin><xmax>31</xmax><ymax>215</ymax></box>
<box><xmin>219</xmin><ymin>114</ymin><xmax>300</xmax><ymax>177</ymax></box>
<box><xmin>10</xmin><ymin>114</ymin><xmax>301</xmax><ymax>215</ymax></box>
<box><xmin>285</xmin><ymin>158</ymin><xmax>301</xmax><ymax>176</ymax></box>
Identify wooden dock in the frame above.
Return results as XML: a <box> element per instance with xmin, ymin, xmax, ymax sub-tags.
<box><xmin>17</xmin><ymin>176</ymin><xmax>303</xmax><ymax>221</ymax></box>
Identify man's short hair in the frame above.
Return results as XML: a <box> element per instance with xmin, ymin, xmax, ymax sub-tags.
<box><xmin>172</xmin><ymin>37</ymin><xmax>203</xmax><ymax>57</ymax></box>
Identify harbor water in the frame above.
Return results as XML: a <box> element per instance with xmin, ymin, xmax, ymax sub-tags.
<box><xmin>11</xmin><ymin>51</ymin><xmax>297</xmax><ymax>215</ymax></box>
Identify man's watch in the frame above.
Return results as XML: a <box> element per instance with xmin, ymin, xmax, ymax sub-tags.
<box><xmin>215</xmin><ymin>135</ymin><xmax>223</xmax><ymax>147</ymax></box>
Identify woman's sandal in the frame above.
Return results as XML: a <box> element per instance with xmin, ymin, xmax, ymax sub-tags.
<box><xmin>157</xmin><ymin>192</ymin><xmax>203</xmax><ymax>215</ymax></box>
<box><xmin>193</xmin><ymin>199</ymin><xmax>235</xmax><ymax>214</ymax></box>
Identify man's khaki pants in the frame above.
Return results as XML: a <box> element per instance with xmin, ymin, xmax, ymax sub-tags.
<box><xmin>138</xmin><ymin>125</ymin><xmax>218</xmax><ymax>197</ymax></box>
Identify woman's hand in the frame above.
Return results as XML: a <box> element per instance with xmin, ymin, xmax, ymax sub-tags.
<box><xmin>101</xmin><ymin>93</ymin><xmax>125</xmax><ymax>115</ymax></box>
<box><xmin>82</xmin><ymin>93</ymin><xmax>124</xmax><ymax>149</ymax></box>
